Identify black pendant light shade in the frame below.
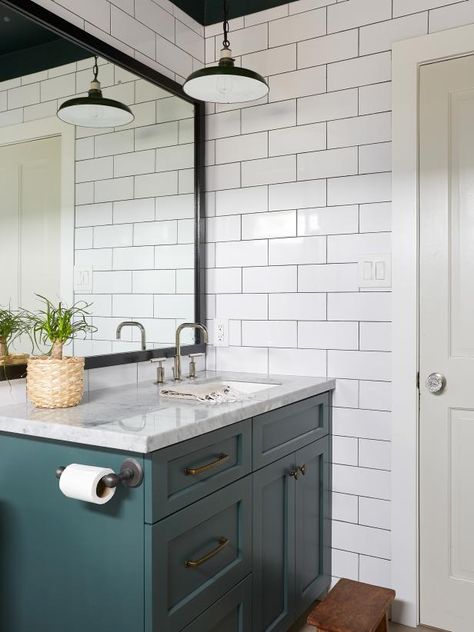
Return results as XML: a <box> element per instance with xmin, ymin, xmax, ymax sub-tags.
<box><xmin>57</xmin><ymin>57</ymin><xmax>134</xmax><ymax>128</ymax></box>
<box><xmin>183</xmin><ymin>3</ymin><xmax>269</xmax><ymax>104</ymax></box>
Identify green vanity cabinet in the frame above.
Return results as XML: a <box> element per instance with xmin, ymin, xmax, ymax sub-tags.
<box><xmin>0</xmin><ymin>390</ymin><xmax>331</xmax><ymax>632</ymax></box>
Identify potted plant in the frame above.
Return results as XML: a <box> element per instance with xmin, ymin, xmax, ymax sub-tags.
<box><xmin>27</xmin><ymin>296</ymin><xmax>96</xmax><ymax>409</ymax></box>
<box><xmin>0</xmin><ymin>306</ymin><xmax>30</xmax><ymax>366</ymax></box>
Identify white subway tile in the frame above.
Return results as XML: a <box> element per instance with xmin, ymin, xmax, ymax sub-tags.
<box><xmin>242</xmin><ymin>210</ymin><xmax>296</xmax><ymax>239</ymax></box>
<box><xmin>155</xmin><ymin>244</ymin><xmax>194</xmax><ymax>269</ymax></box>
<box><xmin>76</xmin><ymin>248</ymin><xmax>112</xmax><ymax>270</ymax></box>
<box><xmin>269</xmin><ymin>122</ymin><xmax>326</xmax><ymax>156</ymax></box>
<box><xmin>360</xmin><ymin>12</ymin><xmax>427</xmax><ymax>55</ymax></box>
<box><xmin>268</xmin><ymin>348</ymin><xmax>327</xmax><ymax>377</ymax></box>
<box><xmin>332</xmin><ymin>492</ymin><xmax>359</xmax><ymax>523</ymax></box>
<box><xmin>217</xmin><ymin>23</ymin><xmax>268</xmax><ymax>57</ymax></box>
<box><xmin>333</xmin><ymin>465</ymin><xmax>391</xmax><ymax>503</ymax></box>
<box><xmin>328</xmin><ymin>113</ymin><xmax>392</xmax><ymax>149</ymax></box>
<box><xmin>156</xmin><ymin>194</ymin><xmax>195</xmax><ymax>220</ymax></box>
<box><xmin>216</xmin><ymin>240</ymin><xmax>268</xmax><ymax>267</ymax></box>
<box><xmin>154</xmin><ymin>295</ymin><xmax>194</xmax><ymax>318</ymax></box>
<box><xmin>269</xmin><ymin>66</ymin><xmax>326</xmax><ymax>102</ymax></box>
<box><xmin>242</xmin><ymin>44</ymin><xmax>297</xmax><ymax>77</ymax></box>
<box><xmin>95</xmin><ymin>177</ymin><xmax>134</xmax><ymax>203</ymax></box>
<box><xmin>269</xmin><ymin>180</ymin><xmax>326</xmax><ymax>210</ymax></box>
<box><xmin>298</xmin><ymin>29</ymin><xmax>359</xmax><ymax>68</ymax></box>
<box><xmin>245</xmin><ymin>4</ymin><xmax>288</xmax><ymax>25</ymax></box>
<box><xmin>328</xmin><ymin>52</ymin><xmax>392</xmax><ymax>91</ymax></box>
<box><xmin>429</xmin><ymin>0</ymin><xmax>474</xmax><ymax>32</ymax></box>
<box><xmin>181</xmin><ymin>168</ymin><xmax>196</xmax><ymax>195</ymax></box>
<box><xmin>332</xmin><ymin>520</ymin><xmax>390</xmax><ymax>558</ymax></box>
<box><xmin>76</xmin><ymin>137</ymin><xmax>95</xmax><ymax>161</ymax></box>
<box><xmin>242</xmin><ymin>100</ymin><xmax>296</xmax><ymax>133</ymax></box>
<box><xmin>298</xmin><ymin>205</ymin><xmax>359</xmax><ymax>236</ymax></box>
<box><xmin>176</xmin><ymin>20</ymin><xmax>204</xmax><ymax>61</ymax></box>
<box><xmin>156</xmin><ymin>144</ymin><xmax>194</xmax><ymax>171</ymax></box>
<box><xmin>75</xmin><ymin>227</ymin><xmax>93</xmax><ymax>249</ymax></box>
<box><xmin>243</xmin><ymin>266</ymin><xmax>297</xmax><ymax>293</ymax></box>
<box><xmin>359</xmin><ymin>142</ymin><xmax>392</xmax><ymax>174</ymax></box>
<box><xmin>216</xmin><ymin>294</ymin><xmax>268</xmax><ymax>319</ymax></box>
<box><xmin>113</xmin><ymin>294</ymin><xmax>154</xmax><ymax>318</ymax></box>
<box><xmin>206</xmin><ymin>110</ymin><xmax>241</xmax><ymax>140</ymax></box>
<box><xmin>114</xmin><ymin>150</ymin><xmax>155</xmax><ymax>177</ymax></box>
<box><xmin>269</xmin><ymin>236</ymin><xmax>326</xmax><ymax>265</ymax></box>
<box><xmin>95</xmin><ymin>130</ymin><xmax>134</xmax><ymax>157</ymax></box>
<box><xmin>269</xmin><ymin>8</ymin><xmax>326</xmax><ymax>48</ymax></box>
<box><xmin>359</xmin><ymin>439</ymin><xmax>391</xmax><ymax>471</ymax></box>
<box><xmin>76</xmin><ymin>203</ymin><xmax>113</xmax><ymax>227</ymax></box>
<box><xmin>41</xmin><ymin>74</ymin><xmax>76</xmax><ymax>100</ymax></box>
<box><xmin>298</xmin><ymin>88</ymin><xmax>358</xmax><ymax>124</ymax></box>
<box><xmin>328</xmin><ymin>350</ymin><xmax>391</xmax><ymax>381</ymax></box>
<box><xmin>8</xmin><ymin>83</ymin><xmax>40</xmax><ymax>109</ymax></box>
<box><xmin>132</xmin><ymin>270</ymin><xmax>175</xmax><ymax>294</ymax></box>
<box><xmin>359</xmin><ymin>556</ymin><xmax>391</xmax><ymax>588</ymax></box>
<box><xmin>156</xmin><ymin>96</ymin><xmax>194</xmax><ymax>123</ymax></box>
<box><xmin>242</xmin><ymin>320</ymin><xmax>297</xmax><ymax>347</ymax></box>
<box><xmin>207</xmin><ymin>268</ymin><xmax>242</xmax><ymax>294</ymax></box>
<box><xmin>207</xmin><ymin>163</ymin><xmax>241</xmax><ymax>191</ymax></box>
<box><xmin>177</xmin><ymin>268</ymin><xmax>194</xmax><ymax>292</ymax></box>
<box><xmin>76</xmin><ymin>182</ymin><xmax>94</xmax><ymax>205</ymax></box>
<box><xmin>216</xmin><ymin>186</ymin><xmax>268</xmax><ymax>215</ymax></box>
<box><xmin>113</xmin><ymin>246</ymin><xmax>154</xmax><ymax>270</ymax></box>
<box><xmin>215</xmin><ymin>132</ymin><xmax>268</xmax><ymax>164</ymax></box>
<box><xmin>93</xmin><ymin>270</ymin><xmax>132</xmax><ymax>294</ymax></box>
<box><xmin>332</xmin><ymin>548</ymin><xmax>359</xmax><ymax>581</ymax></box>
<box><xmin>359</xmin><ymin>497</ymin><xmax>391</xmax><ymax>530</ymax></box>
<box><xmin>328</xmin><ymin>173</ymin><xmax>391</xmax><ymax>205</ymax></box>
<box><xmin>328</xmin><ymin>0</ymin><xmax>392</xmax><ymax>32</ymax></box>
<box><xmin>269</xmin><ymin>293</ymin><xmax>327</xmax><ymax>320</ymax></box>
<box><xmin>88</xmin><ymin>363</ymin><xmax>137</xmax><ymax>391</ymax></box>
<box><xmin>327</xmin><ymin>232</ymin><xmax>391</xmax><ymax>263</ymax></box>
<box><xmin>333</xmin><ymin>407</ymin><xmax>391</xmax><ymax>440</ymax></box>
<box><xmin>394</xmin><ymin>0</ymin><xmax>461</xmax><ymax>18</ymax></box>
<box><xmin>76</xmin><ymin>157</ymin><xmax>113</xmax><ymax>183</ymax></box>
<box><xmin>94</xmin><ymin>224</ymin><xmax>133</xmax><ymax>248</ymax></box>
<box><xmin>216</xmin><ymin>346</ymin><xmax>268</xmax><ymax>373</ymax></box>
<box><xmin>111</xmin><ymin>5</ymin><xmax>154</xmax><ymax>57</ymax></box>
<box><xmin>298</xmin><ymin>147</ymin><xmax>358</xmax><ymax>180</ymax></box>
<box><xmin>360</xmin><ymin>322</ymin><xmax>391</xmax><ymax>352</ymax></box>
<box><xmin>333</xmin><ymin>436</ymin><xmax>359</xmax><ymax>465</ymax></box>
<box><xmin>359</xmin><ymin>381</ymin><xmax>392</xmax><ymax>411</ymax></box>
<box><xmin>299</xmin><ymin>321</ymin><xmax>359</xmax><ymax>350</ymax></box>
<box><xmin>242</xmin><ymin>155</ymin><xmax>296</xmax><ymax>187</ymax></box>
<box><xmin>135</xmin><ymin>0</ymin><xmax>174</xmax><ymax>38</ymax></box>
<box><xmin>134</xmin><ymin>220</ymin><xmax>177</xmax><ymax>246</ymax></box>
<box><xmin>207</xmin><ymin>215</ymin><xmax>241</xmax><ymax>242</ymax></box>
<box><xmin>333</xmin><ymin>379</ymin><xmax>359</xmax><ymax>408</ymax></box>
<box><xmin>360</xmin><ymin>202</ymin><xmax>391</xmax><ymax>233</ymax></box>
<box><xmin>113</xmin><ymin>199</ymin><xmax>155</xmax><ymax>224</ymax></box>
<box><xmin>290</xmin><ymin>0</ymin><xmax>335</xmax><ymax>13</ymax></box>
<box><xmin>359</xmin><ymin>82</ymin><xmax>392</xmax><ymax>115</ymax></box>
<box><xmin>135</xmin><ymin>172</ymin><xmax>178</xmax><ymax>198</ymax></box>
<box><xmin>299</xmin><ymin>263</ymin><xmax>359</xmax><ymax>292</ymax></box>
<box><xmin>135</xmin><ymin>122</ymin><xmax>178</xmax><ymax>150</ymax></box>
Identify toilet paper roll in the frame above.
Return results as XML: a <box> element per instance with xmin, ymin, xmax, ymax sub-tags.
<box><xmin>59</xmin><ymin>464</ymin><xmax>116</xmax><ymax>505</ymax></box>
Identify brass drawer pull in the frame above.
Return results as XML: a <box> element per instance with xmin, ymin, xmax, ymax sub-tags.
<box><xmin>184</xmin><ymin>453</ymin><xmax>229</xmax><ymax>476</ymax></box>
<box><xmin>288</xmin><ymin>468</ymin><xmax>299</xmax><ymax>480</ymax></box>
<box><xmin>185</xmin><ymin>537</ymin><xmax>229</xmax><ymax>568</ymax></box>
<box><xmin>298</xmin><ymin>464</ymin><xmax>306</xmax><ymax>476</ymax></box>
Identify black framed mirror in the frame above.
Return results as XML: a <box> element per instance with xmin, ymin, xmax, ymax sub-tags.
<box><xmin>0</xmin><ymin>0</ymin><xmax>206</xmax><ymax>381</ymax></box>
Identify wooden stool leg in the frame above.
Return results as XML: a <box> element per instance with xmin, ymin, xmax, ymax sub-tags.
<box><xmin>374</xmin><ymin>611</ymin><xmax>389</xmax><ymax>632</ymax></box>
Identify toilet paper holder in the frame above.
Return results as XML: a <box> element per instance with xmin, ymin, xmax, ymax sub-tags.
<box><xmin>55</xmin><ymin>458</ymin><xmax>144</xmax><ymax>489</ymax></box>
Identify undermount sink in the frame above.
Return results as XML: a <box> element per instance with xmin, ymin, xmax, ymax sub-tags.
<box><xmin>224</xmin><ymin>380</ymin><xmax>280</xmax><ymax>394</ymax></box>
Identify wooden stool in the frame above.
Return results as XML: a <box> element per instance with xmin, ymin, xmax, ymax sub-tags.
<box><xmin>307</xmin><ymin>578</ymin><xmax>396</xmax><ymax>632</ymax></box>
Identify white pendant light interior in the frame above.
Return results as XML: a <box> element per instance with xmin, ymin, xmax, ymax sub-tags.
<box><xmin>57</xmin><ymin>57</ymin><xmax>134</xmax><ymax>128</ymax></box>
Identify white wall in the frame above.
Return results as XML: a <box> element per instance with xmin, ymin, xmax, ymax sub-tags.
<box><xmin>4</xmin><ymin>0</ymin><xmax>474</xmax><ymax>593</ymax></box>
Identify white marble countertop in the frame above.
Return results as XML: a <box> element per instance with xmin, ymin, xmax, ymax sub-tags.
<box><xmin>0</xmin><ymin>372</ymin><xmax>335</xmax><ymax>453</ymax></box>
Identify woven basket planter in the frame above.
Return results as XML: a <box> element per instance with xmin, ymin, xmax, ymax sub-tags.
<box><xmin>27</xmin><ymin>356</ymin><xmax>85</xmax><ymax>409</ymax></box>
<box><xmin>0</xmin><ymin>353</ymin><xmax>29</xmax><ymax>366</ymax></box>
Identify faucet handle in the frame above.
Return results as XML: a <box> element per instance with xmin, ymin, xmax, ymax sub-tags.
<box><xmin>150</xmin><ymin>357</ymin><xmax>167</xmax><ymax>384</ymax></box>
<box><xmin>188</xmin><ymin>353</ymin><xmax>205</xmax><ymax>379</ymax></box>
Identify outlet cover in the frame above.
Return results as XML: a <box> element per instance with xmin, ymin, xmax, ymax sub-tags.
<box><xmin>358</xmin><ymin>254</ymin><xmax>391</xmax><ymax>288</ymax></box>
<box><xmin>214</xmin><ymin>319</ymin><xmax>228</xmax><ymax>347</ymax></box>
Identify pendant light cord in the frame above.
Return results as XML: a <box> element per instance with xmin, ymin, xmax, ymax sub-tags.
<box><xmin>222</xmin><ymin>0</ymin><xmax>230</xmax><ymax>50</ymax></box>
<box><xmin>93</xmin><ymin>56</ymin><xmax>99</xmax><ymax>81</ymax></box>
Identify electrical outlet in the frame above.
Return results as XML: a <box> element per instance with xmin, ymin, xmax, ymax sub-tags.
<box><xmin>214</xmin><ymin>319</ymin><xmax>228</xmax><ymax>347</ymax></box>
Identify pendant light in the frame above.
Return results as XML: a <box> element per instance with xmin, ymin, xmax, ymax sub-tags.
<box><xmin>57</xmin><ymin>57</ymin><xmax>134</xmax><ymax>128</ymax></box>
<box><xmin>183</xmin><ymin>1</ymin><xmax>269</xmax><ymax>104</ymax></box>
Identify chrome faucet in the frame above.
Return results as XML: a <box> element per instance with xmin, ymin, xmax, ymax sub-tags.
<box><xmin>174</xmin><ymin>322</ymin><xmax>208</xmax><ymax>381</ymax></box>
<box><xmin>116</xmin><ymin>321</ymin><xmax>146</xmax><ymax>351</ymax></box>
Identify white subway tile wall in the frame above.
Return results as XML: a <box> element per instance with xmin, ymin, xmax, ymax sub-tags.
<box><xmin>17</xmin><ymin>0</ymin><xmax>474</xmax><ymax>590</ymax></box>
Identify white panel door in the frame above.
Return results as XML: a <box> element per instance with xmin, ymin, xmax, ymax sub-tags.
<box><xmin>420</xmin><ymin>55</ymin><xmax>474</xmax><ymax>632</ymax></box>
<box><xmin>0</xmin><ymin>136</ymin><xmax>61</xmax><ymax>313</ymax></box>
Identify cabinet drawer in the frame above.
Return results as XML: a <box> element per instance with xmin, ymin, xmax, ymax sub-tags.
<box><xmin>145</xmin><ymin>477</ymin><xmax>252</xmax><ymax>632</ymax></box>
<box><xmin>180</xmin><ymin>576</ymin><xmax>252</xmax><ymax>632</ymax></box>
<box><xmin>145</xmin><ymin>420</ymin><xmax>251</xmax><ymax>523</ymax></box>
<box><xmin>253</xmin><ymin>393</ymin><xmax>330</xmax><ymax>469</ymax></box>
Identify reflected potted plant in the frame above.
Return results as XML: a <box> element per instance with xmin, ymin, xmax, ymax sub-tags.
<box><xmin>27</xmin><ymin>296</ymin><xmax>96</xmax><ymax>409</ymax></box>
<box><xmin>0</xmin><ymin>306</ymin><xmax>30</xmax><ymax>367</ymax></box>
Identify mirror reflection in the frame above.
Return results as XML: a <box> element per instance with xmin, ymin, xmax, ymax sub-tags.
<box><xmin>0</xmin><ymin>6</ymin><xmax>197</xmax><ymax>360</ymax></box>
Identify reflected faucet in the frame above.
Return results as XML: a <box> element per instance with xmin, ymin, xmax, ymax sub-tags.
<box><xmin>116</xmin><ymin>321</ymin><xmax>146</xmax><ymax>351</ymax></box>
<box><xmin>174</xmin><ymin>322</ymin><xmax>208</xmax><ymax>381</ymax></box>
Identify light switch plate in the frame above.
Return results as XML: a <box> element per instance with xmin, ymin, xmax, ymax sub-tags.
<box><xmin>358</xmin><ymin>254</ymin><xmax>391</xmax><ymax>288</ymax></box>
<box><xmin>74</xmin><ymin>265</ymin><xmax>93</xmax><ymax>293</ymax></box>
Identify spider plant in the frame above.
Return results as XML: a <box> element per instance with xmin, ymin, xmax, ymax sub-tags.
<box><xmin>0</xmin><ymin>306</ymin><xmax>30</xmax><ymax>358</ymax></box>
<box><xmin>29</xmin><ymin>295</ymin><xmax>97</xmax><ymax>360</ymax></box>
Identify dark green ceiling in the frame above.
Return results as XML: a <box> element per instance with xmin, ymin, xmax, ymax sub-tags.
<box><xmin>173</xmin><ymin>0</ymin><xmax>296</xmax><ymax>26</ymax></box>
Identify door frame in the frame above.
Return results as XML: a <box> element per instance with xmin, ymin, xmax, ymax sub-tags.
<box><xmin>392</xmin><ymin>23</ymin><xmax>474</xmax><ymax>628</ymax></box>
<box><xmin>0</xmin><ymin>117</ymin><xmax>75</xmax><ymax>303</ymax></box>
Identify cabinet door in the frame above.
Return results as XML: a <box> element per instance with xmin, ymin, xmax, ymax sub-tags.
<box><xmin>294</xmin><ymin>436</ymin><xmax>331</xmax><ymax>617</ymax></box>
<box><xmin>0</xmin><ymin>435</ymin><xmax>144</xmax><ymax>632</ymax></box>
<box><xmin>253</xmin><ymin>453</ymin><xmax>296</xmax><ymax>632</ymax></box>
